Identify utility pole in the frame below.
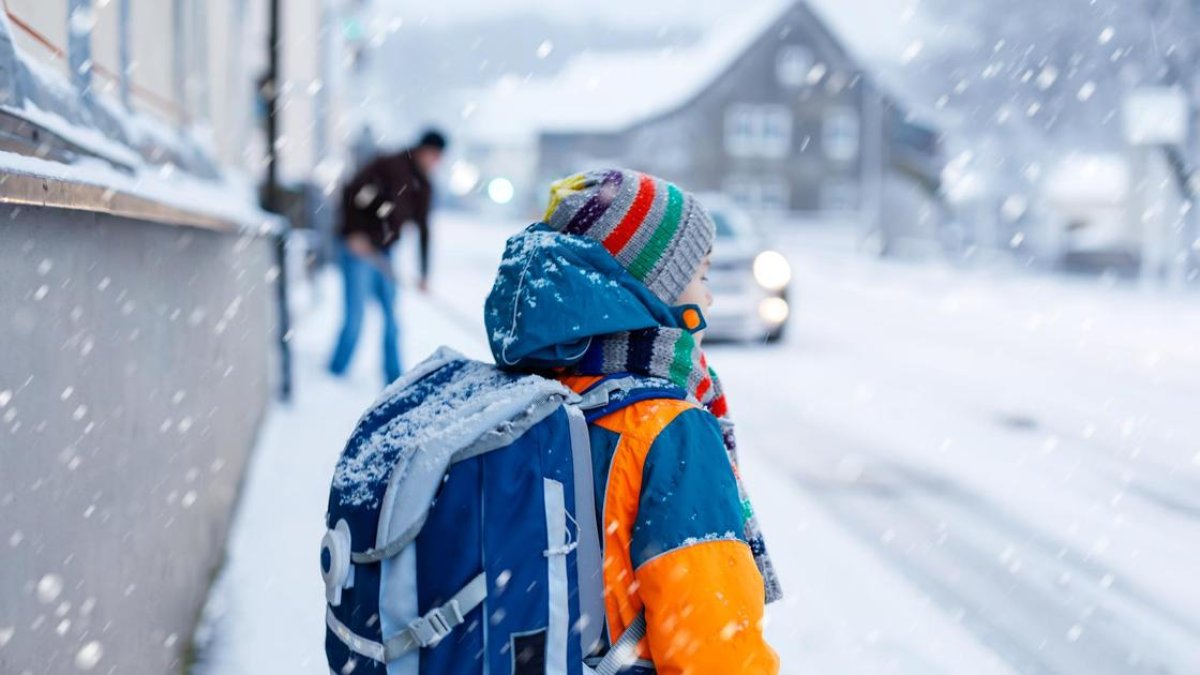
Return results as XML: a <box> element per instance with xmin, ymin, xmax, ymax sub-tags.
<box><xmin>346</xmin><ymin>0</ymin><xmax>375</xmax><ymax>168</ymax></box>
<box><xmin>313</xmin><ymin>0</ymin><xmax>336</xmax><ymax>265</ymax></box>
<box><xmin>264</xmin><ymin>0</ymin><xmax>281</xmax><ymax>210</ymax></box>
<box><xmin>172</xmin><ymin>0</ymin><xmax>186</xmax><ymax>119</ymax></box>
<box><xmin>263</xmin><ymin>0</ymin><xmax>293</xmax><ymax>401</ymax></box>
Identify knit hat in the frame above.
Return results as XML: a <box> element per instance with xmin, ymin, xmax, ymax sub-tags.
<box><xmin>543</xmin><ymin>169</ymin><xmax>715</xmax><ymax>304</ymax></box>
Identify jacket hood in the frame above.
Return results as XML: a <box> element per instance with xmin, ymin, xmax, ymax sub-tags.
<box><xmin>484</xmin><ymin>223</ymin><xmax>687</xmax><ymax>369</ymax></box>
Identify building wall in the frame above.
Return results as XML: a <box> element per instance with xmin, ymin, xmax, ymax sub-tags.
<box><xmin>645</xmin><ymin>6</ymin><xmax>864</xmax><ymax>213</ymax></box>
<box><xmin>0</xmin><ymin>0</ymin><xmax>342</xmax><ymax>185</ymax></box>
<box><xmin>0</xmin><ymin>5</ymin><xmax>318</xmax><ymax>672</ymax></box>
<box><xmin>0</xmin><ymin>206</ymin><xmax>276</xmax><ymax>675</ymax></box>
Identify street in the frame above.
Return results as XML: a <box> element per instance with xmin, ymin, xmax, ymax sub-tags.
<box><xmin>192</xmin><ymin>213</ymin><xmax>1200</xmax><ymax>674</ymax></box>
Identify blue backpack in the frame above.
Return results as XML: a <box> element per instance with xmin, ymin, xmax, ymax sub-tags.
<box><xmin>321</xmin><ymin>348</ymin><xmax>683</xmax><ymax>675</ymax></box>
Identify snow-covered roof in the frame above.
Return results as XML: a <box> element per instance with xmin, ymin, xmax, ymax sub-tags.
<box><xmin>463</xmin><ymin>0</ymin><xmax>932</xmax><ymax>145</ymax></box>
<box><xmin>463</xmin><ymin>0</ymin><xmax>796</xmax><ymax>143</ymax></box>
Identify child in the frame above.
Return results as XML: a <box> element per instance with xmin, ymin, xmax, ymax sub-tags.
<box><xmin>484</xmin><ymin>169</ymin><xmax>780</xmax><ymax>673</ymax></box>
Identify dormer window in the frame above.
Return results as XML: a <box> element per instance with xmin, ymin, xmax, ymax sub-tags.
<box><xmin>777</xmin><ymin>45</ymin><xmax>815</xmax><ymax>88</ymax></box>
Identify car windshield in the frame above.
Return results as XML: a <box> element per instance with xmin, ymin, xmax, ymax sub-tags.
<box><xmin>712</xmin><ymin>211</ymin><xmax>738</xmax><ymax>240</ymax></box>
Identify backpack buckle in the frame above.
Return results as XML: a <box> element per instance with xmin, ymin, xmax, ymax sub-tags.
<box><xmin>408</xmin><ymin>601</ymin><xmax>462</xmax><ymax>647</ymax></box>
<box><xmin>577</xmin><ymin>381</ymin><xmax>618</xmax><ymax>411</ymax></box>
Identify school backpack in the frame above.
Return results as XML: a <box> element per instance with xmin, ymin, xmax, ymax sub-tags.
<box><xmin>321</xmin><ymin>347</ymin><xmax>684</xmax><ymax>675</ymax></box>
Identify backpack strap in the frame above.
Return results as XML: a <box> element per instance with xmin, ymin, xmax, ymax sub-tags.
<box><xmin>588</xmin><ymin>610</ymin><xmax>648</xmax><ymax>675</ymax></box>
<box><xmin>384</xmin><ymin>571</ymin><xmax>488</xmax><ymax>657</ymax></box>
<box><xmin>325</xmin><ymin>572</ymin><xmax>487</xmax><ymax>663</ymax></box>
<box><xmin>577</xmin><ymin>374</ymin><xmax>687</xmax><ymax>422</ymax></box>
<box><xmin>567</xmin><ymin>404</ymin><xmax>605</xmax><ymax>657</ymax></box>
<box><xmin>575</xmin><ymin>374</ymin><xmax>673</xmax><ymax>671</ymax></box>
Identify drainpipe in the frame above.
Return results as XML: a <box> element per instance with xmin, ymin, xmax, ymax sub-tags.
<box><xmin>67</xmin><ymin>0</ymin><xmax>93</xmax><ymax>104</ymax></box>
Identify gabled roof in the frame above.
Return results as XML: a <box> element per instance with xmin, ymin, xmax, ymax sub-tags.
<box><xmin>463</xmin><ymin>0</ymin><xmax>933</xmax><ymax>145</ymax></box>
<box><xmin>463</xmin><ymin>0</ymin><xmax>797</xmax><ymax>144</ymax></box>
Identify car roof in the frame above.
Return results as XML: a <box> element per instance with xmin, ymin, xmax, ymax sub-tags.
<box><xmin>697</xmin><ymin>193</ymin><xmax>759</xmax><ymax>241</ymax></box>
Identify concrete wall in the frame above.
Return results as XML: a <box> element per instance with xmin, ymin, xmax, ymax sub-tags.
<box><xmin>0</xmin><ymin>206</ymin><xmax>276</xmax><ymax>674</ymax></box>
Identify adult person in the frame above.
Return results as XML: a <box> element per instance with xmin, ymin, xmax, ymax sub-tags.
<box><xmin>329</xmin><ymin>129</ymin><xmax>446</xmax><ymax>384</ymax></box>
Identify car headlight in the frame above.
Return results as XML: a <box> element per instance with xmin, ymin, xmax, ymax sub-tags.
<box><xmin>758</xmin><ymin>297</ymin><xmax>790</xmax><ymax>325</ymax></box>
<box><xmin>753</xmin><ymin>250</ymin><xmax>792</xmax><ymax>291</ymax></box>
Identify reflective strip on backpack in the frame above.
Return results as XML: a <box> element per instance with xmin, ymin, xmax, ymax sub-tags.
<box><xmin>326</xmin><ymin>607</ymin><xmax>387</xmax><ymax>663</ymax></box>
<box><xmin>543</xmin><ymin>478</ymin><xmax>570</xmax><ymax>675</ymax></box>
<box><xmin>379</xmin><ymin>542</ymin><xmax>419</xmax><ymax>675</ymax></box>
<box><xmin>566</xmin><ymin>404</ymin><xmax>605</xmax><ymax>657</ymax></box>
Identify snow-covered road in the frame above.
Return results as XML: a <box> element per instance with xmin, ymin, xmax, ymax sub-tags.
<box><xmin>192</xmin><ymin>213</ymin><xmax>1200</xmax><ymax>674</ymax></box>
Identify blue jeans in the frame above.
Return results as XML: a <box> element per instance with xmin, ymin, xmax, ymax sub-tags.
<box><xmin>329</xmin><ymin>246</ymin><xmax>402</xmax><ymax>384</ymax></box>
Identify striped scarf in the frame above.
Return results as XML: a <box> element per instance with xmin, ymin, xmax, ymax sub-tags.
<box><xmin>577</xmin><ymin>328</ymin><xmax>783</xmax><ymax>604</ymax></box>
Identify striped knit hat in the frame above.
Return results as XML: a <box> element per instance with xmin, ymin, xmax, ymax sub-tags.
<box><xmin>543</xmin><ymin>169</ymin><xmax>715</xmax><ymax>304</ymax></box>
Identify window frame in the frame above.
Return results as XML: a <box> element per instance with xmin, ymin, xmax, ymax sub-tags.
<box><xmin>822</xmin><ymin>106</ymin><xmax>860</xmax><ymax>163</ymax></box>
<box><xmin>724</xmin><ymin>104</ymin><xmax>793</xmax><ymax>159</ymax></box>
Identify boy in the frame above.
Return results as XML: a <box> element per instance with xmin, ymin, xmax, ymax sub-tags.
<box><xmin>484</xmin><ymin>169</ymin><xmax>780</xmax><ymax>673</ymax></box>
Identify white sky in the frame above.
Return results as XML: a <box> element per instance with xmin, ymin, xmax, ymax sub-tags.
<box><xmin>383</xmin><ymin>0</ymin><xmax>738</xmax><ymax>27</ymax></box>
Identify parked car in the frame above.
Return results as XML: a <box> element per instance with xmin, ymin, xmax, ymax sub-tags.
<box><xmin>699</xmin><ymin>195</ymin><xmax>792</xmax><ymax>343</ymax></box>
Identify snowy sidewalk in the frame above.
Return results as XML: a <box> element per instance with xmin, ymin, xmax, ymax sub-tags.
<box><xmin>190</xmin><ymin>259</ymin><xmax>492</xmax><ymax>674</ymax></box>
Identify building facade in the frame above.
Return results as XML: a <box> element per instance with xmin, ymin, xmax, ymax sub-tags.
<box><xmin>1</xmin><ymin>0</ymin><xmax>352</xmax><ymax>185</ymax></box>
<box><xmin>532</xmin><ymin>2</ymin><xmax>942</xmax><ymax>244</ymax></box>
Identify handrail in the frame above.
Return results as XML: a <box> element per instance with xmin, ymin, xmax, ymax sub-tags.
<box><xmin>0</xmin><ymin>170</ymin><xmax>244</xmax><ymax>232</ymax></box>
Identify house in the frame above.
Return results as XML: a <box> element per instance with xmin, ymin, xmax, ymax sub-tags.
<box><xmin>462</xmin><ymin>0</ymin><xmax>943</xmax><ymax>246</ymax></box>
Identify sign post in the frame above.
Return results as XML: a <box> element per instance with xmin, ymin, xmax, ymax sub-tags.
<box><xmin>1122</xmin><ymin>87</ymin><xmax>1190</xmax><ymax>286</ymax></box>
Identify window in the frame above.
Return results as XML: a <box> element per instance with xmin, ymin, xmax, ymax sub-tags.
<box><xmin>822</xmin><ymin>107</ymin><xmax>860</xmax><ymax>162</ymax></box>
<box><xmin>776</xmin><ymin>45</ymin><xmax>814</xmax><ymax>88</ymax></box>
<box><xmin>725</xmin><ymin>106</ymin><xmax>756</xmax><ymax>157</ymax></box>
<box><xmin>820</xmin><ymin>179</ymin><xmax>860</xmax><ymax>212</ymax></box>
<box><xmin>725</xmin><ymin>104</ymin><xmax>792</xmax><ymax>159</ymax></box>
<box><xmin>762</xmin><ymin>109</ymin><xmax>791</xmax><ymax>158</ymax></box>
<box><xmin>725</xmin><ymin>176</ymin><xmax>790</xmax><ymax>214</ymax></box>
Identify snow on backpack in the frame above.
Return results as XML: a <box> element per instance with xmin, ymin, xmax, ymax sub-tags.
<box><xmin>321</xmin><ymin>347</ymin><xmax>667</xmax><ymax>675</ymax></box>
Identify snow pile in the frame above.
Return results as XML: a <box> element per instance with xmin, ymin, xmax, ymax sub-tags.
<box><xmin>332</xmin><ymin>351</ymin><xmax>569</xmax><ymax>508</ymax></box>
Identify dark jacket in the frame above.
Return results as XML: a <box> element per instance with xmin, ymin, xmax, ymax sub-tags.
<box><xmin>340</xmin><ymin>149</ymin><xmax>433</xmax><ymax>278</ymax></box>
